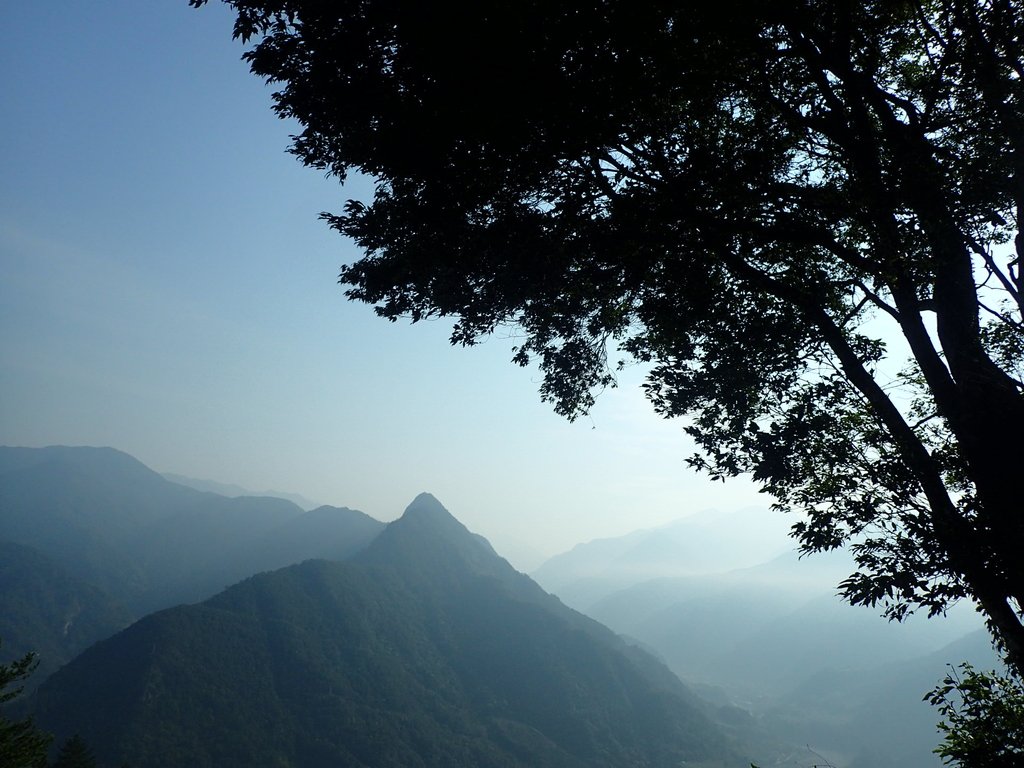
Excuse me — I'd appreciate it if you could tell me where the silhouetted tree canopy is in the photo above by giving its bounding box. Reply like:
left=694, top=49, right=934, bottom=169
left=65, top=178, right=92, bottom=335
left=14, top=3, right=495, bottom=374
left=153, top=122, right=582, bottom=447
left=193, top=0, right=1024, bottom=675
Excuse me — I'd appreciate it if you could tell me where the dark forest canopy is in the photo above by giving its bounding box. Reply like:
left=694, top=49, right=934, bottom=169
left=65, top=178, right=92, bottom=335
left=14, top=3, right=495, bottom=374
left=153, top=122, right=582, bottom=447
left=192, top=0, right=1024, bottom=676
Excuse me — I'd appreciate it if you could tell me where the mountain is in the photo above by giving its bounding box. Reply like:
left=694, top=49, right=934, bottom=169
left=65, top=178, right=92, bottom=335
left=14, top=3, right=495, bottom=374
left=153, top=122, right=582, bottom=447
left=532, top=506, right=794, bottom=610
left=161, top=472, right=322, bottom=511
left=0, top=445, right=213, bottom=604
left=228, top=503, right=385, bottom=576
left=31, top=494, right=747, bottom=768
left=534, top=522, right=988, bottom=768
left=137, top=501, right=385, bottom=611
left=0, top=445, right=385, bottom=684
left=764, top=629, right=1001, bottom=768
left=0, top=446, right=383, bottom=613
left=0, top=540, right=131, bottom=689
left=579, top=548, right=982, bottom=698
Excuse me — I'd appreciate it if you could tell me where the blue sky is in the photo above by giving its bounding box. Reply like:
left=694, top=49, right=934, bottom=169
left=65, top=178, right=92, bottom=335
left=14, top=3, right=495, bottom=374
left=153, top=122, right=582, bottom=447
left=0, top=1, right=770, bottom=565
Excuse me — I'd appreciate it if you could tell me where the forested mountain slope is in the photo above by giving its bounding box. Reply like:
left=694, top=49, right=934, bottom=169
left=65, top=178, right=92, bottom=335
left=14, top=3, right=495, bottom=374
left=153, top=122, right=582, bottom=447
left=31, top=494, right=744, bottom=768
left=0, top=540, right=131, bottom=688
left=0, top=445, right=384, bottom=678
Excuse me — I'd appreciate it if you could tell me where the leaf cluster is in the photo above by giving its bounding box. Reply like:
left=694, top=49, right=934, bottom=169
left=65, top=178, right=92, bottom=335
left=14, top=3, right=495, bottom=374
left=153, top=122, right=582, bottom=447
left=925, top=662, right=1024, bottom=767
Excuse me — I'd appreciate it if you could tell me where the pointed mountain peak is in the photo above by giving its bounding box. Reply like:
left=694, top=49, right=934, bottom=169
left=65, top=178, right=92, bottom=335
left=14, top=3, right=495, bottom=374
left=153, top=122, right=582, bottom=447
left=355, top=494, right=522, bottom=586
left=401, top=492, right=455, bottom=521
left=389, top=492, right=475, bottom=542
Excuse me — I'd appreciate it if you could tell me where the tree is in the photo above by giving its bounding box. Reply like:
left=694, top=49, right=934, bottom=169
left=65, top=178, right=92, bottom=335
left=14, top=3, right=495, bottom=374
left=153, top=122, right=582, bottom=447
left=0, top=641, right=52, bottom=768
left=51, top=735, right=98, bottom=768
left=192, top=1, right=1024, bottom=674
left=925, top=662, right=1024, bottom=766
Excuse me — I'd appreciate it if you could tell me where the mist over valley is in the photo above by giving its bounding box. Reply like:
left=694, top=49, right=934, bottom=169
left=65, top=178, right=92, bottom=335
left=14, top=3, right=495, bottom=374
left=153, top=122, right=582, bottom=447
left=0, top=446, right=998, bottom=767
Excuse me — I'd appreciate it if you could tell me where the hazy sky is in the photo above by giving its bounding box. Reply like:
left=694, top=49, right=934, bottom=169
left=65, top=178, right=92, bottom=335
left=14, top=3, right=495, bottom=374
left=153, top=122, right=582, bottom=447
left=0, top=1, right=771, bottom=565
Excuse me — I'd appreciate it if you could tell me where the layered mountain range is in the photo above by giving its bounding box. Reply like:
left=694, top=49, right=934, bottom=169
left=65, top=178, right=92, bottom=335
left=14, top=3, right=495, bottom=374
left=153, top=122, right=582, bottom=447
left=29, top=493, right=738, bottom=767
left=530, top=513, right=995, bottom=768
left=0, top=446, right=383, bottom=681
left=2, top=446, right=757, bottom=767
left=2, top=445, right=996, bottom=767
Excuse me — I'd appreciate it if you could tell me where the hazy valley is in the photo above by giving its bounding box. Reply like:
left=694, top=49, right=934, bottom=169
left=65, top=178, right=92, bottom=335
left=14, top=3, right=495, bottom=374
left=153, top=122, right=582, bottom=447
left=0, top=446, right=999, bottom=767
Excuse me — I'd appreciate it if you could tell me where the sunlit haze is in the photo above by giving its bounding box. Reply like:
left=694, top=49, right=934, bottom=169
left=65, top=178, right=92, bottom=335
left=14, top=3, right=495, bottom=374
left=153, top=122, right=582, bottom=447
left=3, top=1, right=770, bottom=565
left=2, top=7, right=1006, bottom=766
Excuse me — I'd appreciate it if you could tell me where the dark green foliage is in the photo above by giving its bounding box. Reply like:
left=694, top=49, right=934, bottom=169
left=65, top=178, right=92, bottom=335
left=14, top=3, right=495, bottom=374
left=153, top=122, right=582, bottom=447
left=925, top=662, right=1024, bottom=767
left=51, top=735, right=98, bottom=768
left=33, top=495, right=736, bottom=767
left=191, top=0, right=1024, bottom=678
left=0, top=642, right=51, bottom=768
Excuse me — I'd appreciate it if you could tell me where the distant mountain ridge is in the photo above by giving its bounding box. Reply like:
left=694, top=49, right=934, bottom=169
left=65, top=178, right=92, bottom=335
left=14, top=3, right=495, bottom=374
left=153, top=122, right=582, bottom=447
left=0, top=445, right=384, bottom=679
left=31, top=494, right=745, bottom=768
left=161, top=471, right=322, bottom=511
left=532, top=516, right=991, bottom=768
left=7, top=444, right=989, bottom=767
left=532, top=506, right=794, bottom=610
